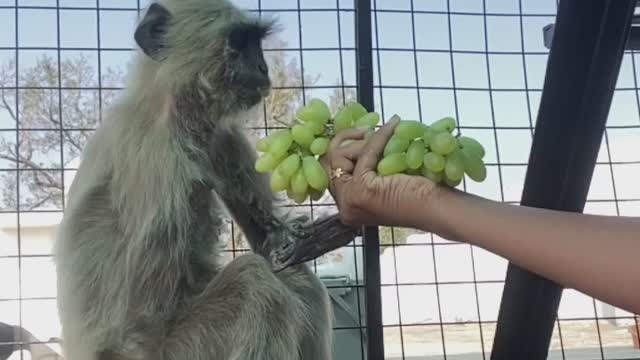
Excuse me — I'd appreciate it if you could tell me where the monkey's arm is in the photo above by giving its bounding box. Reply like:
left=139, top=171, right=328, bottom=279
left=208, top=126, right=358, bottom=267
left=207, top=126, right=286, bottom=253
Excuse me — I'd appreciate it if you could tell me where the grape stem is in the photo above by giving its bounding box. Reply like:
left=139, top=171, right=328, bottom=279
left=272, top=117, right=294, bottom=128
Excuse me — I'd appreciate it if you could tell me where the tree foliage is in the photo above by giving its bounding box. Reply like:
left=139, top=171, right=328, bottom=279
left=0, top=53, right=122, bottom=211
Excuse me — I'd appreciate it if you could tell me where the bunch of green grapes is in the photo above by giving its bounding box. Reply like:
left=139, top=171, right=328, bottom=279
left=254, top=99, right=381, bottom=203
left=377, top=117, right=487, bottom=187
left=255, top=98, right=487, bottom=202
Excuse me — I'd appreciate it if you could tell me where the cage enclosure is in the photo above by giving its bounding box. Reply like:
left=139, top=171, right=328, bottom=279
left=0, top=0, right=639, bottom=359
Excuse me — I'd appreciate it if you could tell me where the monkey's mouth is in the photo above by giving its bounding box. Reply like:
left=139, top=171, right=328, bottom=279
left=260, top=86, right=271, bottom=97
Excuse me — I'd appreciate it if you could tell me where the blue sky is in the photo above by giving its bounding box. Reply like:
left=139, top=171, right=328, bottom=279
left=0, top=0, right=639, bottom=212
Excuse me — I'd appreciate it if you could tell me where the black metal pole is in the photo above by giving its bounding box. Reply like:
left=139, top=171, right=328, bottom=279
left=490, top=1, right=636, bottom=359
left=354, top=1, right=384, bottom=359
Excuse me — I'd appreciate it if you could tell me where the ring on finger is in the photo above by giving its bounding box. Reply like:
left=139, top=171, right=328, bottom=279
left=330, top=167, right=345, bottom=180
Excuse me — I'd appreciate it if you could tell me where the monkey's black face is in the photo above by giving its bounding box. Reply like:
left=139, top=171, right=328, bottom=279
left=133, top=3, right=275, bottom=110
left=225, top=23, right=272, bottom=108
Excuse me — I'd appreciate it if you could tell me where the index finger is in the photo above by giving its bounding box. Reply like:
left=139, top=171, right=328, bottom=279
left=354, top=115, right=401, bottom=176
left=328, top=128, right=368, bottom=153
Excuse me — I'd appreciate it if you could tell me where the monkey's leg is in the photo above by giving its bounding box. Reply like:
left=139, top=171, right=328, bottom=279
left=162, top=254, right=313, bottom=360
left=277, top=264, right=334, bottom=360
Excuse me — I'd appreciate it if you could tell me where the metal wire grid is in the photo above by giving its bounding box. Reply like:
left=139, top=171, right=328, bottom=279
left=0, top=0, right=639, bottom=359
left=370, top=0, right=640, bottom=359
left=0, top=0, right=366, bottom=358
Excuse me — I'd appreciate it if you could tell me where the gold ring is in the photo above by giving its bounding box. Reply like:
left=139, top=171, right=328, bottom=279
left=330, top=168, right=344, bottom=179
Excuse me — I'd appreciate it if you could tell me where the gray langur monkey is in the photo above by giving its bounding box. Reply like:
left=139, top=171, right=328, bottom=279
left=53, top=1, right=357, bottom=359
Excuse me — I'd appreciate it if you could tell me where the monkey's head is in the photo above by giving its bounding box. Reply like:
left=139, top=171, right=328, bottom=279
left=134, top=0, right=275, bottom=111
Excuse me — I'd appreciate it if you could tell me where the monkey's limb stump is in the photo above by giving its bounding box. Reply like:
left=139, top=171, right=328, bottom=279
left=270, top=214, right=360, bottom=272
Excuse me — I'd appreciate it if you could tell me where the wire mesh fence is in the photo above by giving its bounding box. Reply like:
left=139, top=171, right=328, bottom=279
left=0, top=0, right=638, bottom=359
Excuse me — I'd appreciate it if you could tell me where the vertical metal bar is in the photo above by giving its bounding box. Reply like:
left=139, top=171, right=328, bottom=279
left=14, top=0, right=24, bottom=357
left=354, top=0, right=384, bottom=359
left=490, top=1, right=636, bottom=359
left=334, top=2, right=367, bottom=358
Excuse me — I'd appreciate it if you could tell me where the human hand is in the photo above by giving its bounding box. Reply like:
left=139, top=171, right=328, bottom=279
left=320, top=115, right=440, bottom=230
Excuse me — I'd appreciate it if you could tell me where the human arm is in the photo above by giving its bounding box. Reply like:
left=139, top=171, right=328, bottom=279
left=428, top=187, right=640, bottom=316
left=322, top=118, right=640, bottom=315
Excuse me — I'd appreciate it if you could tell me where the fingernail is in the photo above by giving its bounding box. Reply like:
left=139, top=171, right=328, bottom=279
left=387, top=115, right=401, bottom=126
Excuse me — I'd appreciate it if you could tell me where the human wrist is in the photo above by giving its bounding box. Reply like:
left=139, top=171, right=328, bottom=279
left=412, top=184, right=464, bottom=239
left=400, top=178, right=447, bottom=233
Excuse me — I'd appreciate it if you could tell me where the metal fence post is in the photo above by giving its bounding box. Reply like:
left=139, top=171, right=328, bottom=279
left=354, top=1, right=385, bottom=359
left=490, top=1, right=636, bottom=359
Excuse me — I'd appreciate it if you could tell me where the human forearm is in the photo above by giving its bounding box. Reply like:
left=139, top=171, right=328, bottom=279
left=322, top=118, right=639, bottom=313
left=420, top=187, right=640, bottom=315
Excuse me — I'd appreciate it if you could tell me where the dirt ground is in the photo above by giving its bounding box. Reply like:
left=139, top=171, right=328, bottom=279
left=383, top=321, right=640, bottom=358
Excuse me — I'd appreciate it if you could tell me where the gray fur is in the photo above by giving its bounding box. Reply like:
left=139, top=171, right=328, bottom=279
left=53, top=1, right=333, bottom=359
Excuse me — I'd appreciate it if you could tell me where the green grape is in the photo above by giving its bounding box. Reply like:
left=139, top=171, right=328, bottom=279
left=421, top=167, right=444, bottom=183
left=309, top=98, right=331, bottom=116
left=276, top=153, right=301, bottom=181
left=302, top=156, right=329, bottom=191
left=297, top=98, right=330, bottom=125
left=406, top=140, right=425, bottom=170
left=310, top=137, right=330, bottom=156
left=422, top=127, right=437, bottom=147
left=383, top=135, right=411, bottom=156
left=268, top=130, right=294, bottom=158
left=306, top=119, right=326, bottom=135
left=423, top=152, right=445, bottom=173
left=290, top=168, right=309, bottom=195
left=444, top=150, right=465, bottom=181
left=287, top=188, right=309, bottom=204
left=334, top=107, right=354, bottom=133
left=309, top=188, right=325, bottom=201
left=256, top=137, right=271, bottom=152
left=254, top=153, right=282, bottom=173
left=444, top=176, right=461, bottom=187
left=430, top=116, right=457, bottom=133
left=458, top=136, right=486, bottom=159
left=354, top=112, right=380, bottom=129
left=431, top=132, right=457, bottom=155
left=294, top=192, right=308, bottom=204
left=395, top=120, right=425, bottom=140
left=259, top=129, right=288, bottom=150
left=344, top=101, right=368, bottom=120
left=377, top=153, right=408, bottom=176
left=461, top=150, right=487, bottom=182
left=299, top=147, right=314, bottom=157
left=406, top=167, right=422, bottom=175
left=291, top=124, right=315, bottom=148
left=270, top=170, right=289, bottom=192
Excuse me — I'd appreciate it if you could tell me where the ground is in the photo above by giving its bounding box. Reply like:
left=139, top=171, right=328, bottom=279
left=384, top=322, right=640, bottom=359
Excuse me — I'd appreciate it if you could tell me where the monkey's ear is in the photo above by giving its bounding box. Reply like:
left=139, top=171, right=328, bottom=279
left=134, top=3, right=171, bottom=60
